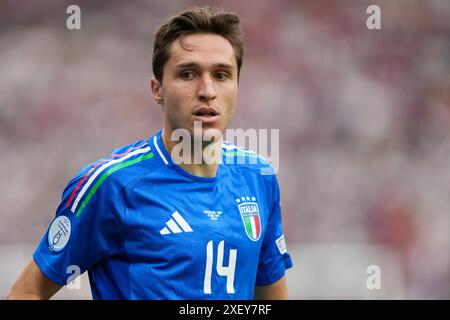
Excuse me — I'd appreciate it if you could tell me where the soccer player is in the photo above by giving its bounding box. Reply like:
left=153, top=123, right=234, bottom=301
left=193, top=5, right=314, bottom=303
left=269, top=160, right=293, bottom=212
left=8, top=6, right=293, bottom=300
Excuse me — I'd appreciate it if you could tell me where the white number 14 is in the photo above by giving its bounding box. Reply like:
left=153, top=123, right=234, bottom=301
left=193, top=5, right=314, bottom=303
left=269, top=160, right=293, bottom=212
left=204, top=240, right=237, bottom=294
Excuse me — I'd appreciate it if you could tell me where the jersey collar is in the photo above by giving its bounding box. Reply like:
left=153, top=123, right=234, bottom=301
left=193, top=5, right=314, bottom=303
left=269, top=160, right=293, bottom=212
left=149, top=129, right=221, bottom=183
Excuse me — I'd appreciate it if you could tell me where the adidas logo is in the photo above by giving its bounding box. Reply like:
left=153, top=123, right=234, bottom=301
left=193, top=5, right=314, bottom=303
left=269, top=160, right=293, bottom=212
left=160, top=211, right=193, bottom=235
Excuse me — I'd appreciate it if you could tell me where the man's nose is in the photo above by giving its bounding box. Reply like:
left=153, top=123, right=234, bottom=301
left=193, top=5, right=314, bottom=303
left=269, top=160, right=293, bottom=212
left=197, top=75, right=216, bottom=103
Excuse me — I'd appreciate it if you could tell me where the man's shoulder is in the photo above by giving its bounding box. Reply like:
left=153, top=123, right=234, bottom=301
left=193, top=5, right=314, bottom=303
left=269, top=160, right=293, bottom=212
left=221, top=142, right=276, bottom=178
left=67, top=138, right=160, bottom=195
left=61, top=137, right=165, bottom=216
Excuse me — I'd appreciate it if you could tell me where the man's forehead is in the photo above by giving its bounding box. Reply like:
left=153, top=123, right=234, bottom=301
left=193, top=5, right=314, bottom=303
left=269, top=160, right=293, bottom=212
left=167, top=34, right=237, bottom=68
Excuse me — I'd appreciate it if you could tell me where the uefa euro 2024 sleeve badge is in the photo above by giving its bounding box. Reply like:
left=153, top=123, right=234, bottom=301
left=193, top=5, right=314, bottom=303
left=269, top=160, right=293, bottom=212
left=236, top=196, right=261, bottom=241
left=47, top=215, right=71, bottom=252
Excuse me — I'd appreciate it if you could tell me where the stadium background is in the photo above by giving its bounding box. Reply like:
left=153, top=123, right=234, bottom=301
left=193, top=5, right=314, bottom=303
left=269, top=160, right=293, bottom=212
left=1, top=0, right=449, bottom=299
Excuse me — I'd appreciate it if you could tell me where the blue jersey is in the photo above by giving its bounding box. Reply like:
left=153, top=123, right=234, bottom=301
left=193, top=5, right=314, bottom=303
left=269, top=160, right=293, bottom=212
left=34, top=130, right=293, bottom=299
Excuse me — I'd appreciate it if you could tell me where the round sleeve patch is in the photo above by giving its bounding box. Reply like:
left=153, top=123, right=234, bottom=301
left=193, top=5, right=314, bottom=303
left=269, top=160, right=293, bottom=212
left=47, top=215, right=71, bottom=252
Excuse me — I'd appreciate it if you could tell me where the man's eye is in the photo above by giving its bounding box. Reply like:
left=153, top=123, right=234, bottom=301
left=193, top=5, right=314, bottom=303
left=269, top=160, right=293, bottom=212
left=180, top=72, right=194, bottom=80
left=214, top=72, right=229, bottom=81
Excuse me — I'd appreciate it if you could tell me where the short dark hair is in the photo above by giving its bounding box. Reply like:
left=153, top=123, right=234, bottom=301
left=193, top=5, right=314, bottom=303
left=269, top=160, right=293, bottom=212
left=152, top=6, right=244, bottom=83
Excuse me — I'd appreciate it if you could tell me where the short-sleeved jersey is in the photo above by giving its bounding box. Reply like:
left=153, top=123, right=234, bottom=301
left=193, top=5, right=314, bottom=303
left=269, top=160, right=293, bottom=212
left=34, top=130, right=293, bottom=299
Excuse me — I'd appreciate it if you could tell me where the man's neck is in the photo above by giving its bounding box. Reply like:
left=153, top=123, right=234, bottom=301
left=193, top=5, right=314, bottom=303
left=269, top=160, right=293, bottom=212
left=161, top=128, right=221, bottom=178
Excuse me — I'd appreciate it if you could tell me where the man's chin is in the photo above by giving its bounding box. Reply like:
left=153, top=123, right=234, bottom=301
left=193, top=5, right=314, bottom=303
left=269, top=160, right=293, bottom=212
left=193, top=127, right=224, bottom=145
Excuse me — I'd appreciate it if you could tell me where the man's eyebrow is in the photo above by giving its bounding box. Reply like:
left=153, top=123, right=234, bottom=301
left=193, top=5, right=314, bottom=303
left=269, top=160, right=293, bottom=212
left=174, top=62, right=199, bottom=69
left=174, top=62, right=235, bottom=70
left=213, top=63, right=234, bottom=70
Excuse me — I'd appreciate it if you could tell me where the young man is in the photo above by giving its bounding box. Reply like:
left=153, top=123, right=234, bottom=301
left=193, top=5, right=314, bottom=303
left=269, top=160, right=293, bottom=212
left=8, top=6, right=293, bottom=300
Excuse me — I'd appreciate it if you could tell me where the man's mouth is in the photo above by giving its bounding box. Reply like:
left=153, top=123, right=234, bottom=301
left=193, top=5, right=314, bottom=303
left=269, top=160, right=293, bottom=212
left=193, top=107, right=219, bottom=117
left=192, top=107, right=220, bottom=123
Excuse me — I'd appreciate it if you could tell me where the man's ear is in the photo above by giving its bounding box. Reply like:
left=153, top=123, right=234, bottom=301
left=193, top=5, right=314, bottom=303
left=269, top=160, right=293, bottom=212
left=150, top=77, right=163, bottom=105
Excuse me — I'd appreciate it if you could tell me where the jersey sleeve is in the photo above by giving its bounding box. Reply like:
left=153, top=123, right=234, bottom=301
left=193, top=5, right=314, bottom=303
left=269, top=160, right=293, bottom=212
left=33, top=164, right=126, bottom=286
left=255, top=174, right=293, bottom=286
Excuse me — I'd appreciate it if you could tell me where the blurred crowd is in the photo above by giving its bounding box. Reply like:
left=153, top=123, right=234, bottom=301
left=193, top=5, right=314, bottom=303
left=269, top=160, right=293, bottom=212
left=1, top=0, right=449, bottom=298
